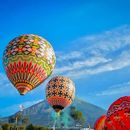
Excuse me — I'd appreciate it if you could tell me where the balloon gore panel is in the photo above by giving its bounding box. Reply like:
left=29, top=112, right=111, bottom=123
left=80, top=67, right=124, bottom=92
left=3, top=34, right=56, bottom=95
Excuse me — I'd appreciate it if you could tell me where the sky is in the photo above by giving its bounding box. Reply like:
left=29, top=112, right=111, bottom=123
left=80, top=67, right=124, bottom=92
left=0, top=0, right=130, bottom=117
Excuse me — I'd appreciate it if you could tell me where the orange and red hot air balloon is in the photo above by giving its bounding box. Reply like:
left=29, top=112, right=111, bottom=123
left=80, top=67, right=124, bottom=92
left=46, top=76, right=75, bottom=113
left=105, top=96, right=130, bottom=130
left=94, top=115, right=106, bottom=130
left=3, top=34, right=56, bottom=95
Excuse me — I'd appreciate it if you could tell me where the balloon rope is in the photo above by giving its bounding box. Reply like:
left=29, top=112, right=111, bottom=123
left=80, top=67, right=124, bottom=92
left=53, top=112, right=60, bottom=130
left=53, top=119, right=56, bottom=130
left=86, top=122, right=91, bottom=130
left=56, top=112, right=60, bottom=117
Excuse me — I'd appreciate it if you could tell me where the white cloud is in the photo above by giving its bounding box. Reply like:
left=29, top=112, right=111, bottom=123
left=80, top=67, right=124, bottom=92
left=64, top=50, right=130, bottom=78
left=95, top=82, right=130, bottom=96
left=56, top=51, right=83, bottom=61
left=73, top=25, right=130, bottom=54
left=1, top=25, right=130, bottom=116
left=55, top=25, right=130, bottom=79
left=55, top=56, right=111, bottom=74
left=1, top=25, right=130, bottom=99
left=0, top=73, right=17, bottom=97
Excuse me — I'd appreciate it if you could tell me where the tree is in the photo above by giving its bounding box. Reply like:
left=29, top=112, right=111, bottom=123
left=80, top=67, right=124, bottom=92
left=70, top=106, right=86, bottom=127
left=15, top=113, right=23, bottom=125
left=8, top=116, right=16, bottom=123
left=22, top=116, right=30, bottom=125
left=26, top=124, right=34, bottom=130
left=26, top=124, right=51, bottom=130
left=2, top=123, right=13, bottom=130
left=17, top=126, right=26, bottom=130
left=2, top=123, right=9, bottom=130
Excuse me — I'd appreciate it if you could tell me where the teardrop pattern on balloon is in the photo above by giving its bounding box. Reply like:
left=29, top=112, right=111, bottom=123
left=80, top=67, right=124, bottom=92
left=3, top=34, right=56, bottom=95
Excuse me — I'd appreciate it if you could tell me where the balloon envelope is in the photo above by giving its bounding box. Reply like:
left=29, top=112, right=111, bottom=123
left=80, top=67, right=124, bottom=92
left=46, top=76, right=75, bottom=113
left=3, top=34, right=56, bottom=95
left=105, top=96, right=130, bottom=130
left=94, top=115, right=106, bottom=130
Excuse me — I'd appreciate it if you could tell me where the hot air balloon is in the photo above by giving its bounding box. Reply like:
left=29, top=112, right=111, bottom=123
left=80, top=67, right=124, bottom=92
left=105, top=96, right=130, bottom=130
left=94, top=115, right=106, bottom=130
left=3, top=34, right=56, bottom=95
left=46, top=76, right=75, bottom=113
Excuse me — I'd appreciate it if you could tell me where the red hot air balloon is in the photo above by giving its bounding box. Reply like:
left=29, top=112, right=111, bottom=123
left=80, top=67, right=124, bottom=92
left=46, top=76, right=75, bottom=113
left=105, top=96, right=130, bottom=130
left=94, top=115, right=106, bottom=130
left=3, top=34, right=56, bottom=95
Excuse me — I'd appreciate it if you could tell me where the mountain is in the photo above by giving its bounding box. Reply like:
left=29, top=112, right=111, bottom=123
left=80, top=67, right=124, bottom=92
left=3, top=97, right=106, bottom=128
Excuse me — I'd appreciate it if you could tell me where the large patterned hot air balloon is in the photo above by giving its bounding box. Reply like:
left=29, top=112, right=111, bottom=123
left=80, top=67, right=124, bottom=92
left=94, top=115, right=106, bottom=130
left=3, top=34, right=56, bottom=95
left=105, top=96, right=130, bottom=130
left=46, top=76, right=75, bottom=113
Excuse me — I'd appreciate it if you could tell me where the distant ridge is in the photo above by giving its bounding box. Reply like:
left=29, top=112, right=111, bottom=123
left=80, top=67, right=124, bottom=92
left=3, top=97, right=106, bottom=128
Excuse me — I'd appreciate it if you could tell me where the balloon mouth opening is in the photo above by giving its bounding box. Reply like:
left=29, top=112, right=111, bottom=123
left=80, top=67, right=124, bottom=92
left=15, top=82, right=33, bottom=95
left=20, top=93, right=25, bottom=96
left=53, top=105, right=64, bottom=113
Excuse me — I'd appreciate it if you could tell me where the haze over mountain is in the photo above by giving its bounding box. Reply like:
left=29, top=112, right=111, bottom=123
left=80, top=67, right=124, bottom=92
left=3, top=97, right=106, bottom=128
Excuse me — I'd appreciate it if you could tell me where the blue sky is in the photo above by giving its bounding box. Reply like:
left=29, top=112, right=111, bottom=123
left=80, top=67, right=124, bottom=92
left=1, top=0, right=130, bottom=117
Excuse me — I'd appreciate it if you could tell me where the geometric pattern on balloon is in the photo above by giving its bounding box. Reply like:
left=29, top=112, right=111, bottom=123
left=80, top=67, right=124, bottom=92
left=3, top=34, right=56, bottom=95
left=46, top=76, right=75, bottom=113
left=105, top=96, right=130, bottom=130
